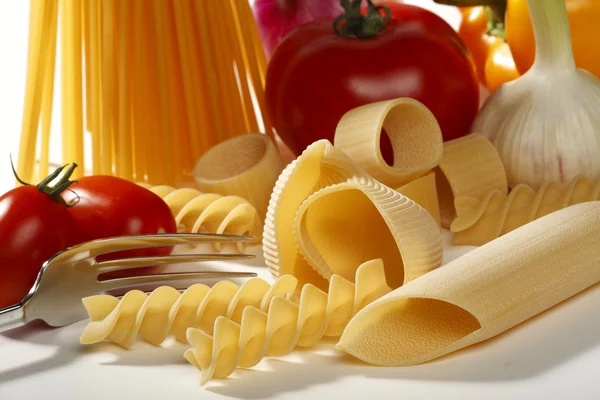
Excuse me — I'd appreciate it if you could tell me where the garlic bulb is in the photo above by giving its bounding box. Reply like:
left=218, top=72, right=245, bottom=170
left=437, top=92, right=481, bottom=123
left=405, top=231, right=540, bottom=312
left=472, top=0, right=600, bottom=189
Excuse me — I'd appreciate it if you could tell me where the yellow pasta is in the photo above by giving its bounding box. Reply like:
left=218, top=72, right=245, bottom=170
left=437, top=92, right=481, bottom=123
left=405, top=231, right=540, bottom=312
left=451, top=175, right=600, bottom=246
left=395, top=171, right=441, bottom=227
left=294, top=176, right=443, bottom=289
left=18, top=0, right=270, bottom=187
left=262, top=139, right=442, bottom=291
left=138, top=184, right=262, bottom=251
left=435, top=133, right=508, bottom=228
left=337, top=202, right=600, bottom=367
left=334, top=98, right=443, bottom=188
left=80, top=275, right=298, bottom=348
left=194, top=134, right=284, bottom=221
left=184, top=259, right=391, bottom=384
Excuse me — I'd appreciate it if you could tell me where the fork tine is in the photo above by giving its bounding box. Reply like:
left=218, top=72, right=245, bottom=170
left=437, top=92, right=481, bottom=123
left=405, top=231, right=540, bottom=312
left=67, top=233, right=254, bottom=258
left=99, top=271, right=258, bottom=291
left=97, top=253, right=255, bottom=273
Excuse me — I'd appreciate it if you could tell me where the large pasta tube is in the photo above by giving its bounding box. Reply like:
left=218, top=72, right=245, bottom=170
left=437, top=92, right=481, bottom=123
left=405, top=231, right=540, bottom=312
left=193, top=133, right=283, bottom=221
left=334, top=98, right=443, bottom=188
left=435, top=133, right=508, bottom=228
left=337, top=201, right=600, bottom=366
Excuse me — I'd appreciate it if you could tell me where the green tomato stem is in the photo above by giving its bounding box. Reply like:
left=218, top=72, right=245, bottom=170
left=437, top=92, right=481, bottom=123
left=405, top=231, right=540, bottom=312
left=333, top=0, right=392, bottom=39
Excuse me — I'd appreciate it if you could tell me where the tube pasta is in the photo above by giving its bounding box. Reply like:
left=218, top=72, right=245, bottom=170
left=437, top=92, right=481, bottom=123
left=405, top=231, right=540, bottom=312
left=184, top=259, right=391, bottom=384
left=337, top=202, right=600, bottom=367
left=193, top=134, right=284, bottom=221
left=262, top=139, right=442, bottom=291
left=79, top=275, right=299, bottom=348
left=396, top=171, right=441, bottom=227
left=451, top=176, right=600, bottom=245
left=333, top=98, right=443, bottom=188
left=435, top=133, right=508, bottom=228
left=138, top=183, right=262, bottom=251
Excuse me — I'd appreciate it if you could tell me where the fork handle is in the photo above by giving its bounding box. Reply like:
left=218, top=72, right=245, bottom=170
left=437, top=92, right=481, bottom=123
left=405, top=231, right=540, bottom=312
left=0, top=304, right=26, bottom=332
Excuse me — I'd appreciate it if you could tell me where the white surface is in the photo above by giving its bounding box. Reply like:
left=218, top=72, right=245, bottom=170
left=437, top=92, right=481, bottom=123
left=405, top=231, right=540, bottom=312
left=1, top=1, right=599, bottom=399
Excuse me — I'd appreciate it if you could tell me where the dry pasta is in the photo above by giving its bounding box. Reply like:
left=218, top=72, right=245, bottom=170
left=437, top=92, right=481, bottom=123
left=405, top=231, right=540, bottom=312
left=80, top=275, right=298, bottom=348
left=18, top=0, right=270, bottom=187
left=337, top=202, right=600, bottom=367
left=451, top=175, right=600, bottom=246
left=184, top=259, right=391, bottom=384
left=395, top=171, right=441, bottom=227
left=333, top=98, right=443, bottom=188
left=193, top=134, right=283, bottom=221
left=434, top=133, right=508, bottom=228
left=138, top=183, right=262, bottom=251
left=262, top=139, right=442, bottom=291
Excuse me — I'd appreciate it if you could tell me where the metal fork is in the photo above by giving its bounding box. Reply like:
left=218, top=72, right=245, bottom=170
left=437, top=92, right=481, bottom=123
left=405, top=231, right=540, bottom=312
left=0, top=233, right=256, bottom=333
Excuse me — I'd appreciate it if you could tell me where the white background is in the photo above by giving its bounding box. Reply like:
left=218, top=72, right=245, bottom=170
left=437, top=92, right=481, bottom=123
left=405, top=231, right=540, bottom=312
left=1, top=1, right=599, bottom=399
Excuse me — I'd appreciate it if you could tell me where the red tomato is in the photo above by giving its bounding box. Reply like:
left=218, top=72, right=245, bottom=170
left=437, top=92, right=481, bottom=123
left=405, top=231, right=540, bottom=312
left=64, top=176, right=177, bottom=259
left=266, top=2, right=479, bottom=155
left=0, top=186, right=76, bottom=308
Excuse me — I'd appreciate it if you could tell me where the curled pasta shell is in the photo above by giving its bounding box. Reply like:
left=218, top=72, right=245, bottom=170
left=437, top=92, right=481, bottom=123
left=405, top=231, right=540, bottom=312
left=435, top=133, right=508, bottom=228
left=138, top=183, right=262, bottom=251
left=451, top=175, right=600, bottom=246
left=262, top=139, right=367, bottom=290
left=337, top=202, right=600, bottom=367
left=79, top=275, right=299, bottom=348
left=294, top=176, right=443, bottom=289
left=334, top=98, right=443, bottom=188
left=193, top=133, right=283, bottom=221
left=184, top=259, right=391, bottom=384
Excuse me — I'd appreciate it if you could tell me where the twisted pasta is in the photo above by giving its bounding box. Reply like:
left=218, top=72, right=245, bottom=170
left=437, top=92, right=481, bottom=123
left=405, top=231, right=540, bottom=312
left=183, top=259, right=392, bottom=384
left=79, top=275, right=299, bottom=348
left=138, top=183, right=262, bottom=251
left=451, top=176, right=600, bottom=246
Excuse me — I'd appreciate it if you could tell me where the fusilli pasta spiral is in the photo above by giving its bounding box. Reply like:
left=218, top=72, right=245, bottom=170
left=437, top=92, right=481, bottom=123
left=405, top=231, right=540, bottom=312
left=183, top=259, right=391, bottom=384
left=451, top=176, right=600, bottom=245
left=138, top=183, right=262, bottom=251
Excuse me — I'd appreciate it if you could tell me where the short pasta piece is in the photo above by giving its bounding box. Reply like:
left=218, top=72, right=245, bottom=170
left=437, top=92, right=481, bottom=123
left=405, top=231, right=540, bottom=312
left=184, top=259, right=391, bottom=384
left=263, top=139, right=442, bottom=291
left=138, top=183, right=262, bottom=251
left=79, top=275, right=299, bottom=348
left=435, top=133, right=508, bottom=228
left=451, top=175, right=600, bottom=245
left=395, top=171, right=441, bottom=227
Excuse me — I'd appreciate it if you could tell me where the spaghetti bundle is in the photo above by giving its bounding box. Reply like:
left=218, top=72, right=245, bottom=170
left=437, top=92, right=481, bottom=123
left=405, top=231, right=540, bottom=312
left=17, top=0, right=271, bottom=186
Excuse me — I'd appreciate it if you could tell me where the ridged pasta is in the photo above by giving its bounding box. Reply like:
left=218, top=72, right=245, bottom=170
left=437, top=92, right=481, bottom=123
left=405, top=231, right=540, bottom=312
left=79, top=275, right=299, bottom=348
left=183, top=259, right=391, bottom=384
left=262, top=139, right=442, bottom=292
left=451, top=175, right=600, bottom=246
left=138, top=183, right=262, bottom=251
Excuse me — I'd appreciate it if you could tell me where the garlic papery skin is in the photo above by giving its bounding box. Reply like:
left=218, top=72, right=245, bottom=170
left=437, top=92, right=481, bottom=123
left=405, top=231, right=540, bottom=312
left=472, top=0, right=600, bottom=190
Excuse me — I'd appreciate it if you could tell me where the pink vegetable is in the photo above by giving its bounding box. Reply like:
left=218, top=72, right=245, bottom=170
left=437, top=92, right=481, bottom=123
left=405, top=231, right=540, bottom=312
left=253, top=0, right=343, bottom=57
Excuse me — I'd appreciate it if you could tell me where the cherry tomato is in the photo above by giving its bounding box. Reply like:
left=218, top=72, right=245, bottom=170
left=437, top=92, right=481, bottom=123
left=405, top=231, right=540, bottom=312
left=63, top=176, right=177, bottom=263
left=266, top=2, right=479, bottom=155
left=0, top=185, right=76, bottom=308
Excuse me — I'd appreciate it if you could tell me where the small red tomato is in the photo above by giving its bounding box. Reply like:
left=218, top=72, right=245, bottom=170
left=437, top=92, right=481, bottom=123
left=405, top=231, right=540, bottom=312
left=0, top=185, right=76, bottom=308
left=266, top=1, right=479, bottom=155
left=63, top=176, right=177, bottom=268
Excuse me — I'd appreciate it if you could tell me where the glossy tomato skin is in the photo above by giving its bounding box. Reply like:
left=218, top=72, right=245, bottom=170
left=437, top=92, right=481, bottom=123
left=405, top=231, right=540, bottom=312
left=0, top=186, right=76, bottom=308
left=266, top=3, right=479, bottom=154
left=64, top=176, right=177, bottom=264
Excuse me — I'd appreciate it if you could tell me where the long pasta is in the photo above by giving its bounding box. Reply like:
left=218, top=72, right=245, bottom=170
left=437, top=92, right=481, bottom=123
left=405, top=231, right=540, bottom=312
left=17, top=0, right=270, bottom=186
left=337, top=202, right=600, bottom=367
